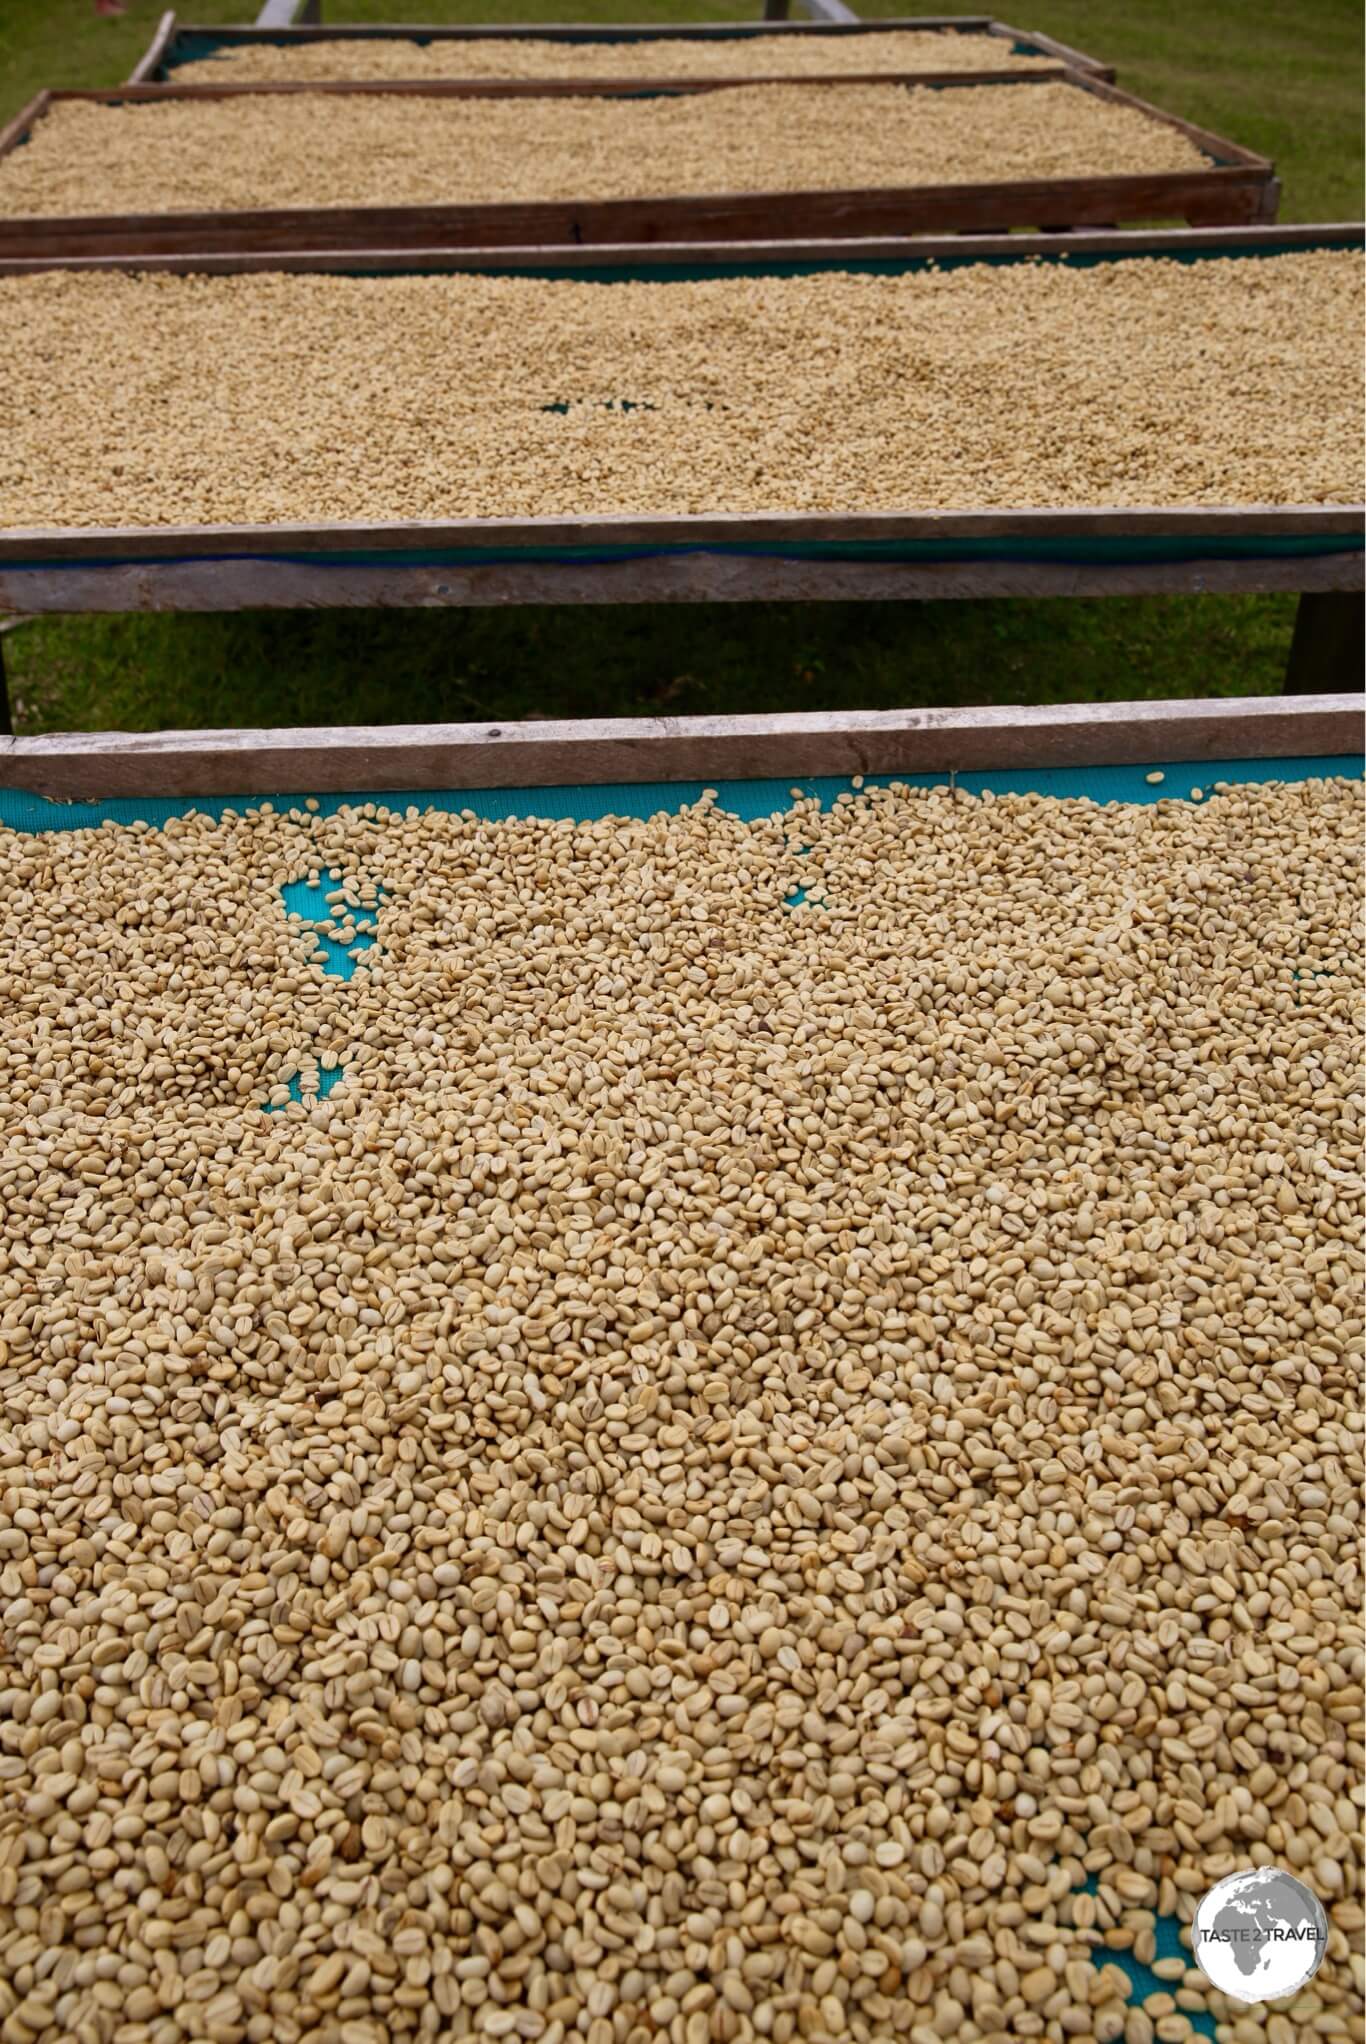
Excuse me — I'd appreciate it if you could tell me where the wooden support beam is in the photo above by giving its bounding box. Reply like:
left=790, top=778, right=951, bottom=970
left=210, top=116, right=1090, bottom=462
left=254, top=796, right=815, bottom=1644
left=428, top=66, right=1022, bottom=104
left=1285, top=592, right=1366, bottom=696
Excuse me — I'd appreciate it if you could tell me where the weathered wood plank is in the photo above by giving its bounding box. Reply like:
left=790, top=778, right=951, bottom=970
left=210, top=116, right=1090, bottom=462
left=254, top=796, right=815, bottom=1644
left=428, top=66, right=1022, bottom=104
left=0, top=547, right=1358, bottom=616
left=68, top=75, right=1081, bottom=104
left=0, top=221, right=1354, bottom=277
left=1, top=696, right=1358, bottom=802
left=82, top=69, right=1079, bottom=102
left=0, top=170, right=1280, bottom=259
left=1, top=505, right=1358, bottom=562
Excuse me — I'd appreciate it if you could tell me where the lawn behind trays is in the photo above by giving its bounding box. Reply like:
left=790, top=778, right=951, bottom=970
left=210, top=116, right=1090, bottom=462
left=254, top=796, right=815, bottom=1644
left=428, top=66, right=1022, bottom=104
left=1, top=0, right=1360, bottom=733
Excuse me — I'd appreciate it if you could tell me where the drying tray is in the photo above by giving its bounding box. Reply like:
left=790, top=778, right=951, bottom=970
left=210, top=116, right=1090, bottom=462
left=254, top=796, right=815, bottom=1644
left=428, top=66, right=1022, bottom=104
left=126, top=12, right=1116, bottom=90
left=0, top=227, right=1357, bottom=618
left=0, top=70, right=1276, bottom=258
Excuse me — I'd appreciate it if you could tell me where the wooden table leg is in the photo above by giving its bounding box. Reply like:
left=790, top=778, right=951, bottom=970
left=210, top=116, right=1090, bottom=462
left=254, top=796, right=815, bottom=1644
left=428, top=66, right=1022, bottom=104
left=1284, top=591, right=1365, bottom=695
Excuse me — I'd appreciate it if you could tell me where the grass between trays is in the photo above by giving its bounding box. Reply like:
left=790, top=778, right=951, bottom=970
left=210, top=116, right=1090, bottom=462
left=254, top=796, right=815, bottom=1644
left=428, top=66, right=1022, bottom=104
left=0, top=0, right=1360, bottom=735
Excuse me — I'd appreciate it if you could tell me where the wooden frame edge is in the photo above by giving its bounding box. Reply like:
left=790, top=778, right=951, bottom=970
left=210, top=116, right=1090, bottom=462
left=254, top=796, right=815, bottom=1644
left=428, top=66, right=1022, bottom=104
left=0, top=171, right=1284, bottom=260
left=0, top=91, right=49, bottom=165
left=1, top=504, right=1361, bottom=565
left=142, top=14, right=1106, bottom=74
left=148, top=15, right=1059, bottom=48
left=1, top=696, right=1359, bottom=801
left=52, top=71, right=1083, bottom=104
left=127, top=11, right=179, bottom=85
left=59, top=67, right=1080, bottom=103
left=1002, top=23, right=1112, bottom=78
left=3, top=553, right=1358, bottom=611
left=0, top=220, right=1354, bottom=276
left=1070, top=70, right=1271, bottom=173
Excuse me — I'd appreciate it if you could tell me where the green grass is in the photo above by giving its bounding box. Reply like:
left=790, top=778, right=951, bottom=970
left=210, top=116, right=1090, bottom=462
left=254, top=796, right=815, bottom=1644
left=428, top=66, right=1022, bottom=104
left=4, top=596, right=1299, bottom=734
left=1, top=0, right=1359, bottom=735
left=864, top=0, right=1365, bottom=222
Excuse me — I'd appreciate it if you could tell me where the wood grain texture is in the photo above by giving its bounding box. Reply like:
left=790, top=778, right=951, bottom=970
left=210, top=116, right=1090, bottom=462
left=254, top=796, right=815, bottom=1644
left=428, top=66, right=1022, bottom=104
left=0, top=548, right=1359, bottom=616
left=2, top=505, right=1359, bottom=561
left=0, top=220, right=1354, bottom=277
left=1, top=696, right=1359, bottom=801
left=0, top=172, right=1281, bottom=257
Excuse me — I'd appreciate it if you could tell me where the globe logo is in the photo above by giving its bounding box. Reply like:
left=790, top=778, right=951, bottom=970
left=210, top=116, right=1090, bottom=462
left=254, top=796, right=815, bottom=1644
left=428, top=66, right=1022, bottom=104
left=1191, top=1869, right=1328, bottom=2003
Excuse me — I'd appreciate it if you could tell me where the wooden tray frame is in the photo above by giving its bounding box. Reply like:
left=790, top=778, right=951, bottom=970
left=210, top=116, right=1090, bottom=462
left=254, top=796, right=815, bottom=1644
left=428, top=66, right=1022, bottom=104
left=0, top=504, right=1358, bottom=614
left=0, top=228, right=1359, bottom=719
left=249, top=0, right=867, bottom=30
left=0, top=70, right=1276, bottom=258
left=0, top=226, right=1356, bottom=616
left=0, top=695, right=1359, bottom=803
left=127, top=10, right=1115, bottom=90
